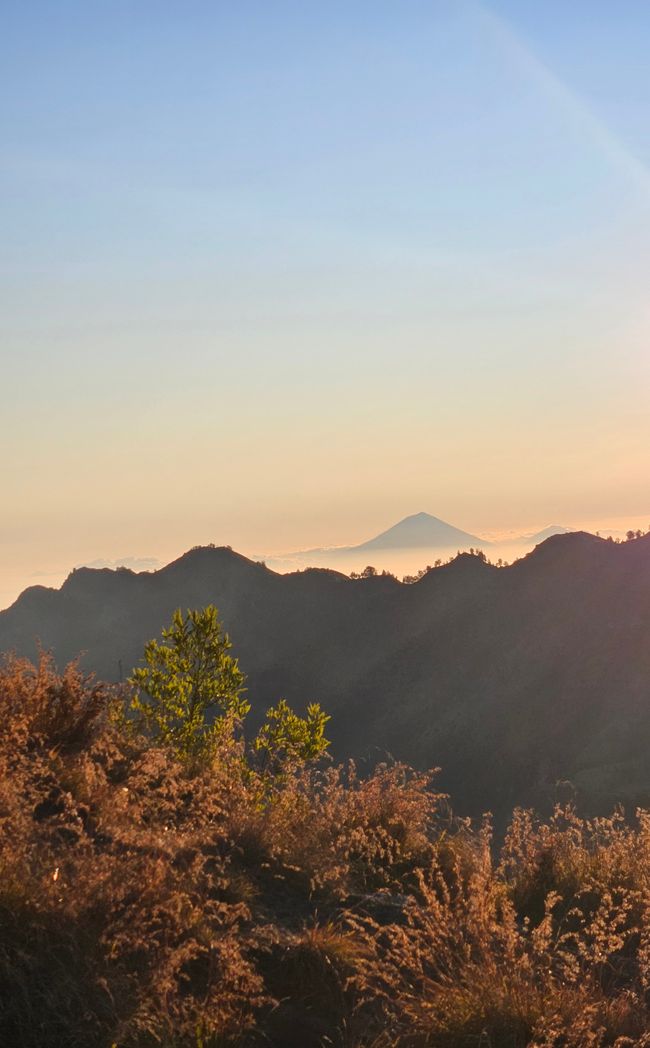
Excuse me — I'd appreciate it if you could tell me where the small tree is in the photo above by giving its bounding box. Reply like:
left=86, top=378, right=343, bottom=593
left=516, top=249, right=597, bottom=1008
left=253, top=698, right=330, bottom=776
left=129, top=606, right=249, bottom=763
left=128, top=606, right=330, bottom=777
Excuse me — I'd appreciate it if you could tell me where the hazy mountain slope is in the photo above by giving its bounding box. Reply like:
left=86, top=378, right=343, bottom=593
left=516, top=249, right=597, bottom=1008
left=260, top=511, right=491, bottom=572
left=353, top=511, right=489, bottom=551
left=2, top=534, right=650, bottom=818
left=519, top=524, right=572, bottom=544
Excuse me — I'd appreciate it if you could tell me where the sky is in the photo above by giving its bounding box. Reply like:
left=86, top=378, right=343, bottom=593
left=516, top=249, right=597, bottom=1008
left=2, top=1, right=650, bottom=607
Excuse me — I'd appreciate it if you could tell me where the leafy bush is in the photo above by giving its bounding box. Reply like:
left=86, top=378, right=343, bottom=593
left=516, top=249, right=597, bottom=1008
left=128, top=606, right=250, bottom=763
left=128, top=606, right=330, bottom=777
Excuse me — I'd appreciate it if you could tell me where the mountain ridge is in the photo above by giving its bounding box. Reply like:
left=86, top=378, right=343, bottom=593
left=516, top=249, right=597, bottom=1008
left=2, top=530, right=649, bottom=819
left=255, top=514, right=572, bottom=572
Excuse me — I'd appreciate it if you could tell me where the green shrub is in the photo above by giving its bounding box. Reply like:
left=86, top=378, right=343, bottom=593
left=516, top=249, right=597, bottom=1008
left=129, top=606, right=249, bottom=764
left=128, top=606, right=329, bottom=778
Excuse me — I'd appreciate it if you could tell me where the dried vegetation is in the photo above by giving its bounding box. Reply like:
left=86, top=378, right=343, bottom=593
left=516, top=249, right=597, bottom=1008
left=3, top=654, right=650, bottom=1046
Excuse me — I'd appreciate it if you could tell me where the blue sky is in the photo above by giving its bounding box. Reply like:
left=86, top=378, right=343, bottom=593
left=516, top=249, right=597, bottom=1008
left=1, top=1, right=649, bottom=604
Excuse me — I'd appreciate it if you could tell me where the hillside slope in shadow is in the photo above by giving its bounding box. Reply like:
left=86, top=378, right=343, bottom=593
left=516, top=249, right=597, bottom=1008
left=2, top=533, right=650, bottom=819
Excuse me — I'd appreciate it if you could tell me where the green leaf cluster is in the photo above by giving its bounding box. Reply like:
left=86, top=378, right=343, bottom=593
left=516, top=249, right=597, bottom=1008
left=254, top=698, right=330, bottom=774
left=128, top=606, right=330, bottom=777
left=129, top=606, right=249, bottom=764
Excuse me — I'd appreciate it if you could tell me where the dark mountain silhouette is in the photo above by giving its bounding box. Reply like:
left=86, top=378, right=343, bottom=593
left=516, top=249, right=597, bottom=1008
left=2, top=532, right=650, bottom=819
left=352, top=511, right=489, bottom=551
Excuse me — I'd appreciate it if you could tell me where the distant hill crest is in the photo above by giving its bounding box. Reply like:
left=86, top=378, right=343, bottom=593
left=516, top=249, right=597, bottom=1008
left=519, top=524, right=572, bottom=544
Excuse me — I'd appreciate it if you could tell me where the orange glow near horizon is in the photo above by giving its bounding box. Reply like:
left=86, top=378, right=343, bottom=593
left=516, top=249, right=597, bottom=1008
left=2, top=3, right=650, bottom=611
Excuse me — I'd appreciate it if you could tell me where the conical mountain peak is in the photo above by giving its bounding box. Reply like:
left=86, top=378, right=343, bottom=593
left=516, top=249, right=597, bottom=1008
left=355, top=512, right=489, bottom=551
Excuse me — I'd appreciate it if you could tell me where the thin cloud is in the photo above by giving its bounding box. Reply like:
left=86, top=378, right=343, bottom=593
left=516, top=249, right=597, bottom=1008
left=472, top=2, right=650, bottom=200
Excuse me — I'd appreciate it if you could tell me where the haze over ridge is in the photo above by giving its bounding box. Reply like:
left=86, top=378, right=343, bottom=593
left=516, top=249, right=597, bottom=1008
left=2, top=1, right=650, bottom=615
left=4, top=508, right=649, bottom=612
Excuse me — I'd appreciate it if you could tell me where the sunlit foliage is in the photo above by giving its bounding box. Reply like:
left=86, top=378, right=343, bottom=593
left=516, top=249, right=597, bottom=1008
left=4, top=648, right=650, bottom=1046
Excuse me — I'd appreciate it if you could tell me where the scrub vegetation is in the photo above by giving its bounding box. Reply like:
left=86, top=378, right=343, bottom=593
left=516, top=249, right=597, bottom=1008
left=3, top=610, right=650, bottom=1047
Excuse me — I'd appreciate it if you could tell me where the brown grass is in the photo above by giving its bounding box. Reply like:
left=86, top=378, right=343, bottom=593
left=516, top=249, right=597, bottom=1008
left=3, top=654, right=650, bottom=1046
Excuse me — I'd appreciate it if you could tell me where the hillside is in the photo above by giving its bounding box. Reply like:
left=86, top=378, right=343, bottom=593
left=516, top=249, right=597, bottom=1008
left=6, top=654, right=650, bottom=1047
left=2, top=532, right=650, bottom=817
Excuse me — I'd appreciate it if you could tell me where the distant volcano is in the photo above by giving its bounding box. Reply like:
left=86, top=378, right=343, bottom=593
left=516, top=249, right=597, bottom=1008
left=353, top=512, right=489, bottom=551
left=260, top=512, right=493, bottom=568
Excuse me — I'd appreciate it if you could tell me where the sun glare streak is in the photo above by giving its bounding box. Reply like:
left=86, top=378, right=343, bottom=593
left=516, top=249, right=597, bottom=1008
left=471, top=2, right=650, bottom=201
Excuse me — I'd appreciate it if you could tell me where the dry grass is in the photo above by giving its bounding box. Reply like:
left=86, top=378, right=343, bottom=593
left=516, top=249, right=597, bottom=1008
left=3, top=654, right=650, bottom=1046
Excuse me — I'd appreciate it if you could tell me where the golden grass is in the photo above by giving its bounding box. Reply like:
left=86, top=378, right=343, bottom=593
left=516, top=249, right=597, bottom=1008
left=3, top=654, right=650, bottom=1046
